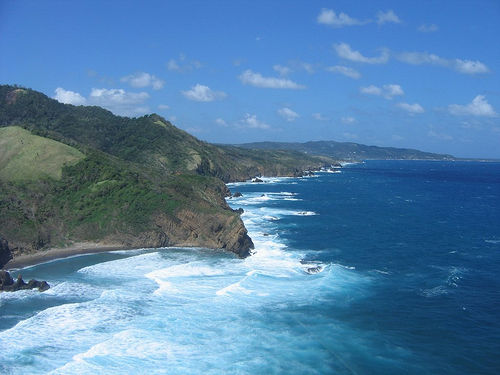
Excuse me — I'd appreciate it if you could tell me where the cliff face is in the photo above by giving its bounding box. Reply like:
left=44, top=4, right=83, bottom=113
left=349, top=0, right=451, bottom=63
left=0, top=237, right=12, bottom=269
left=1, top=85, right=329, bottom=262
left=0, top=172, right=253, bottom=260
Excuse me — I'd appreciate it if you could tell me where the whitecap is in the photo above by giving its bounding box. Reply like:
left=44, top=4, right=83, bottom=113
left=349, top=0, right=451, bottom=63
left=421, top=285, right=448, bottom=297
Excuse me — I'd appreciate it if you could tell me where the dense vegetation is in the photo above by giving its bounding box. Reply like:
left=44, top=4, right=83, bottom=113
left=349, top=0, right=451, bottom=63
left=236, top=141, right=455, bottom=161
left=0, top=85, right=325, bottom=263
left=0, top=85, right=325, bottom=182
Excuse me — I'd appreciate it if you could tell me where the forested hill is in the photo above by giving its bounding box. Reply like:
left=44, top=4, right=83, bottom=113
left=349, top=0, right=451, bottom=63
left=0, top=85, right=326, bottom=267
left=236, top=141, right=455, bottom=161
left=0, top=85, right=326, bottom=182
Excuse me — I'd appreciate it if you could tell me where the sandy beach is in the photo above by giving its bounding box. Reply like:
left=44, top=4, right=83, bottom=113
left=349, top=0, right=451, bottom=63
left=5, top=242, right=138, bottom=270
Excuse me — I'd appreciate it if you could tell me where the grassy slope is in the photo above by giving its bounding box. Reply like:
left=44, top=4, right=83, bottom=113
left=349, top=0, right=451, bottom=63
left=0, top=126, right=84, bottom=181
left=0, top=85, right=326, bottom=258
left=0, top=85, right=328, bottom=182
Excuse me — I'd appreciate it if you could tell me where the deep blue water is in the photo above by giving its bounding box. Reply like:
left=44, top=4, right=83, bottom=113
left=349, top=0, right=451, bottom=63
left=1, top=160, right=499, bottom=374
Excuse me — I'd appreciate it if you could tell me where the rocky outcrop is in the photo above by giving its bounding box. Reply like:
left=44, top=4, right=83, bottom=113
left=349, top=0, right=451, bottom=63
left=0, top=237, right=12, bottom=269
left=0, top=270, right=50, bottom=292
left=150, top=208, right=254, bottom=258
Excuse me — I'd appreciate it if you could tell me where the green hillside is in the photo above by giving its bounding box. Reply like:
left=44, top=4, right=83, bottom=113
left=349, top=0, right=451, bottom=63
left=0, top=126, right=84, bottom=181
left=0, top=84, right=323, bottom=266
left=236, top=140, right=455, bottom=161
left=0, top=85, right=326, bottom=182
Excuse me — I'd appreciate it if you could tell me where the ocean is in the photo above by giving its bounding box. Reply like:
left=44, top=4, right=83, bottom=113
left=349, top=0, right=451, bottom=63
left=0, top=160, right=499, bottom=374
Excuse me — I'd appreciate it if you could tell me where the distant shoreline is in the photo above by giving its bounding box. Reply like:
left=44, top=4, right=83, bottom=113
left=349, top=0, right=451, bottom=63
left=5, top=243, right=139, bottom=270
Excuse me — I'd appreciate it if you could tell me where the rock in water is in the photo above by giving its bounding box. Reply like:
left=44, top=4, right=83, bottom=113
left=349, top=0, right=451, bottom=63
left=0, top=271, right=50, bottom=292
left=0, top=270, right=14, bottom=286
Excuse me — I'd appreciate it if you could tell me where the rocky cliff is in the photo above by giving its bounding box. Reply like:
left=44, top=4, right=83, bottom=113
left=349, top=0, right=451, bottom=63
left=0, top=237, right=12, bottom=269
left=0, top=85, right=331, bottom=264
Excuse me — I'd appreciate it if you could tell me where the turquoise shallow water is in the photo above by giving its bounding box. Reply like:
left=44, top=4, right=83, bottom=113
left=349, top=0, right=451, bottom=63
left=1, top=161, right=499, bottom=374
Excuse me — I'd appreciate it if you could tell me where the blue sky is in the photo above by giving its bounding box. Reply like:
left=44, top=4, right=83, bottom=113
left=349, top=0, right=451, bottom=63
left=1, top=0, right=499, bottom=158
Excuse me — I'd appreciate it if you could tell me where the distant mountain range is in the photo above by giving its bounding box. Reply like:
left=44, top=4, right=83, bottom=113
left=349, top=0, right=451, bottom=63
left=235, top=141, right=455, bottom=161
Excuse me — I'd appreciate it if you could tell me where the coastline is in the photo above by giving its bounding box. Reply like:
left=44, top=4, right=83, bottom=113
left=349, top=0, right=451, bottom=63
left=3, top=173, right=317, bottom=271
left=5, top=243, right=139, bottom=270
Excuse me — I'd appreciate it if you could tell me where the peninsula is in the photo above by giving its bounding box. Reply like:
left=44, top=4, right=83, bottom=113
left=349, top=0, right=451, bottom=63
left=0, top=85, right=326, bottom=268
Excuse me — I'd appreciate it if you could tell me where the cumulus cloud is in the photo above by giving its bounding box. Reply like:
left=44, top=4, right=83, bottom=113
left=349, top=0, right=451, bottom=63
left=278, top=107, right=299, bottom=122
left=418, top=24, right=438, bottom=33
left=376, top=10, right=401, bottom=25
left=167, top=54, right=202, bottom=72
left=215, top=118, right=228, bottom=126
left=54, top=87, right=151, bottom=116
left=454, top=59, right=489, bottom=74
left=397, top=102, right=424, bottom=114
left=317, top=8, right=364, bottom=27
left=397, top=51, right=448, bottom=66
left=326, top=65, right=361, bottom=79
left=273, top=64, right=292, bottom=76
left=239, top=113, right=270, bottom=129
left=182, top=84, right=226, bottom=102
left=312, top=113, right=329, bottom=121
left=341, top=116, right=356, bottom=124
left=360, top=84, right=404, bottom=99
left=397, top=51, right=489, bottom=74
left=239, top=70, right=305, bottom=89
left=121, top=72, right=164, bottom=90
left=89, top=88, right=150, bottom=116
left=54, top=87, right=87, bottom=105
left=158, top=104, right=170, bottom=110
left=334, top=43, right=389, bottom=64
left=449, top=95, right=497, bottom=117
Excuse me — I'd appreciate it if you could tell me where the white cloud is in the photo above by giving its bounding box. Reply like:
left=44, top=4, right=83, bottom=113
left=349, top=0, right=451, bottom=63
left=54, top=87, right=87, bottom=105
left=449, top=95, right=497, bottom=117
left=182, top=84, right=226, bottom=102
left=89, top=88, right=150, bottom=116
left=397, top=51, right=489, bottom=74
left=278, top=107, right=299, bottom=122
left=360, top=84, right=404, bottom=99
left=312, top=113, right=329, bottom=121
left=376, top=10, right=401, bottom=25
left=299, top=62, right=315, bottom=74
left=167, top=54, right=202, bottom=72
left=341, top=116, right=356, bottom=124
left=167, top=59, right=180, bottom=71
left=418, top=24, right=438, bottom=33
left=239, top=113, right=270, bottom=129
left=326, top=65, right=361, bottom=79
left=158, top=104, right=170, bottom=110
left=454, top=59, right=489, bottom=74
left=392, top=134, right=404, bottom=141
left=360, top=85, right=382, bottom=96
left=215, top=118, right=228, bottom=126
left=120, top=72, right=164, bottom=90
left=273, top=65, right=291, bottom=76
left=334, top=43, right=389, bottom=64
left=239, top=70, right=305, bottom=89
left=317, top=8, right=364, bottom=27
left=397, top=51, right=448, bottom=66
left=397, top=102, right=424, bottom=114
